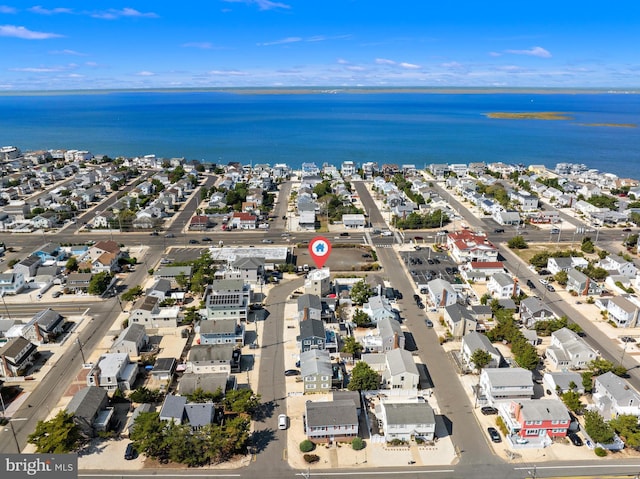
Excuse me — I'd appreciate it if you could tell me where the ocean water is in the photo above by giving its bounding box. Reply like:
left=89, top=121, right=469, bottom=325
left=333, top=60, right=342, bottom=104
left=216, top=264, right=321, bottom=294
left=0, top=90, right=638, bottom=177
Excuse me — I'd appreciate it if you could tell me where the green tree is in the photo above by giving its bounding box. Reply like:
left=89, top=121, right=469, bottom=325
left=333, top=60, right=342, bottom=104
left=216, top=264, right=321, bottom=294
left=512, top=339, right=539, bottom=370
left=88, top=271, right=112, bottom=295
left=581, top=237, right=595, bottom=254
left=341, top=336, right=364, bottom=357
left=186, top=387, right=224, bottom=403
left=609, top=414, right=640, bottom=449
left=347, top=361, right=380, bottom=391
left=507, top=235, right=528, bottom=249
left=129, top=387, right=163, bottom=404
left=582, top=371, right=594, bottom=393
left=554, top=270, right=568, bottom=286
left=470, top=349, right=493, bottom=373
left=121, top=285, right=143, bottom=302
left=65, top=256, right=78, bottom=272
left=130, top=411, right=169, bottom=458
left=223, top=389, right=261, bottom=415
left=584, top=410, right=615, bottom=444
left=561, top=390, right=584, bottom=413
left=349, top=279, right=373, bottom=306
left=352, top=308, right=372, bottom=328
left=28, top=410, right=81, bottom=453
left=351, top=437, right=365, bottom=450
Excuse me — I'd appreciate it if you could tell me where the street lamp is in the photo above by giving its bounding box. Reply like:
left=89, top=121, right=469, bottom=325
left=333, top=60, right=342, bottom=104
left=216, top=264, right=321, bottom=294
left=0, top=292, right=11, bottom=320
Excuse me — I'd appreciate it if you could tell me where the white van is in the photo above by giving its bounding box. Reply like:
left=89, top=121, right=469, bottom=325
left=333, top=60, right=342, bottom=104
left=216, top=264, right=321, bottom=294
left=278, top=414, right=288, bottom=430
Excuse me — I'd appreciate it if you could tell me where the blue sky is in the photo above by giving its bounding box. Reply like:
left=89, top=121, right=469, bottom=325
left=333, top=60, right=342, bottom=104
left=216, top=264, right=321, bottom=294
left=0, top=1, right=638, bottom=90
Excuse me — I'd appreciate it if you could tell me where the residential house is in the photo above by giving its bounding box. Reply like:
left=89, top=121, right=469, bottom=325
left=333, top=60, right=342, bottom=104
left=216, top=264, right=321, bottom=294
left=500, top=399, right=570, bottom=441
left=230, top=212, right=257, bottom=230
left=66, top=272, right=92, bottom=292
left=461, top=332, right=502, bottom=370
left=600, top=296, right=640, bottom=328
left=159, top=395, right=188, bottom=425
left=343, top=214, right=366, bottom=229
left=199, top=320, right=245, bottom=346
left=382, top=348, right=419, bottom=390
left=110, top=324, right=149, bottom=356
left=362, top=295, right=397, bottom=323
left=33, top=242, right=64, bottom=263
left=520, top=297, right=556, bottom=329
left=300, top=349, right=333, bottom=394
left=375, top=399, right=436, bottom=442
left=297, top=294, right=322, bottom=322
left=128, top=295, right=180, bottom=328
left=599, top=255, right=638, bottom=278
left=427, top=278, right=458, bottom=308
left=592, top=371, right=640, bottom=419
left=0, top=336, right=38, bottom=377
left=297, top=318, right=326, bottom=352
left=542, top=371, right=585, bottom=395
left=151, top=357, right=177, bottom=382
left=479, top=368, right=534, bottom=406
left=546, top=328, right=598, bottom=370
left=187, top=344, right=241, bottom=374
left=87, top=240, right=121, bottom=263
left=304, top=268, right=331, bottom=297
left=443, top=303, right=477, bottom=339
left=566, top=268, right=602, bottom=296
left=13, top=255, right=41, bottom=280
left=86, top=353, right=138, bottom=391
left=377, top=316, right=405, bottom=352
left=460, top=261, right=505, bottom=282
left=178, top=372, right=231, bottom=396
left=547, top=257, right=588, bottom=275
left=493, top=210, right=521, bottom=226
left=146, top=278, right=172, bottom=300
left=446, top=230, right=499, bottom=263
left=203, top=280, right=250, bottom=323
left=304, top=399, right=359, bottom=443
left=487, top=272, right=520, bottom=299
left=154, top=266, right=193, bottom=289
left=228, top=257, right=265, bottom=285
left=0, top=272, right=25, bottom=295
left=66, top=386, right=112, bottom=437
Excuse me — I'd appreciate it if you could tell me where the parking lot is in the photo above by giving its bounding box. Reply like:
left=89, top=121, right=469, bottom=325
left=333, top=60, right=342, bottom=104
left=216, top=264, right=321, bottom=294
left=400, top=247, right=460, bottom=288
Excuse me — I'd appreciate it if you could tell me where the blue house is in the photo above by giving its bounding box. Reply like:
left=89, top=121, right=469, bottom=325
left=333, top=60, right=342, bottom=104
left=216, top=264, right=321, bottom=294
left=33, top=243, right=65, bottom=262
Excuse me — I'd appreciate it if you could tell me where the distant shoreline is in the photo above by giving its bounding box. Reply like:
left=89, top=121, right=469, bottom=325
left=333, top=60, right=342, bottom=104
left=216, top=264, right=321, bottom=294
left=1, top=87, right=640, bottom=97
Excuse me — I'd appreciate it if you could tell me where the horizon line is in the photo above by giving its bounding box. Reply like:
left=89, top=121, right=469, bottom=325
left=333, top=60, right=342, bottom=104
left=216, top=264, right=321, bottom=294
left=1, top=86, right=640, bottom=96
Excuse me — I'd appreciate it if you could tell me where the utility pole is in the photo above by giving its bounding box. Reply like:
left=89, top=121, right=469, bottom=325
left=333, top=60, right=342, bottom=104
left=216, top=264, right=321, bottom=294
left=528, top=465, right=537, bottom=479
left=76, top=337, right=86, bottom=364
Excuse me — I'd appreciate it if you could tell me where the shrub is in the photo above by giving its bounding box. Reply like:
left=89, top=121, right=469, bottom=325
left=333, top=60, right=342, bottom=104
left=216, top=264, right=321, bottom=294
left=303, top=454, right=320, bottom=463
left=299, top=440, right=315, bottom=453
left=594, top=447, right=608, bottom=457
left=351, top=437, right=365, bottom=450
left=495, top=416, right=508, bottom=436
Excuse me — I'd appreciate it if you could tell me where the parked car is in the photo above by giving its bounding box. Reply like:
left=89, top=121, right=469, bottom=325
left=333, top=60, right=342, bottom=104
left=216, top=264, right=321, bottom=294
left=165, top=233, right=175, bottom=238
left=52, top=291, right=62, bottom=298
left=493, top=228, right=505, bottom=233
left=481, top=406, right=498, bottom=416
left=262, top=239, right=273, bottom=243
left=201, top=237, right=212, bottom=242
left=526, top=279, right=536, bottom=289
left=568, top=433, right=583, bottom=446
left=278, top=414, right=288, bottom=430
left=487, top=427, right=501, bottom=443
left=124, top=443, right=136, bottom=460
left=188, top=239, right=199, bottom=244
left=546, top=284, right=556, bottom=292
left=425, top=319, right=434, bottom=328
left=284, top=369, right=300, bottom=376
left=340, top=232, right=350, bottom=236
left=620, top=336, right=636, bottom=343
left=622, top=228, right=632, bottom=232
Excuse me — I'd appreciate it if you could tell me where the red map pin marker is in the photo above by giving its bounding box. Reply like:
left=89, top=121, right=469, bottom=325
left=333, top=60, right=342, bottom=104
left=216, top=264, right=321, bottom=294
left=309, top=236, right=332, bottom=269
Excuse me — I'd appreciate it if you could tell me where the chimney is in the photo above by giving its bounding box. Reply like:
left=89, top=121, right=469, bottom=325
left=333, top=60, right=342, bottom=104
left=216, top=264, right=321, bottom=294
left=393, top=332, right=399, bottom=349
left=582, top=277, right=590, bottom=297
left=512, top=278, right=519, bottom=298
left=303, top=307, right=308, bottom=321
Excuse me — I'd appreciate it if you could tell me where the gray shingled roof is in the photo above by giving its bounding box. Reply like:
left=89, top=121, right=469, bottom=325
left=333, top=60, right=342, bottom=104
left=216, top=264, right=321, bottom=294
left=188, top=344, right=235, bottom=362
left=381, top=401, right=435, bottom=426
left=66, top=386, right=108, bottom=421
left=300, top=349, right=332, bottom=377
left=297, top=293, right=322, bottom=312
left=305, top=399, right=358, bottom=428
left=386, top=348, right=419, bottom=376
left=299, top=318, right=325, bottom=339
left=159, top=394, right=187, bottom=421
left=184, top=403, right=215, bottom=427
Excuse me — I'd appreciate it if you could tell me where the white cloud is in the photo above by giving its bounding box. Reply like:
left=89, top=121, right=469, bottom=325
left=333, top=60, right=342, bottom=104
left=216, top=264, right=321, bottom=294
left=346, top=65, right=365, bottom=71
left=257, top=36, right=301, bottom=46
left=0, top=25, right=63, bottom=39
left=505, top=46, right=551, bottom=58
left=182, top=42, right=214, bottom=49
left=92, top=8, right=158, bottom=20
left=489, top=51, right=502, bottom=57
left=28, top=6, right=73, bottom=15
left=136, top=71, right=155, bottom=76
left=222, top=0, right=291, bottom=11
left=336, top=58, right=349, bottom=65
left=0, top=5, right=17, bottom=13
left=375, top=58, right=396, bottom=65
left=208, top=70, right=248, bottom=76
left=50, top=49, right=86, bottom=56
left=10, top=66, right=66, bottom=72
left=399, top=62, right=420, bottom=69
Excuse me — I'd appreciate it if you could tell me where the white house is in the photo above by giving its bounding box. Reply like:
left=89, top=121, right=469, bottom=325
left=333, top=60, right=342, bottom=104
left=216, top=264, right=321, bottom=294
left=592, top=372, right=640, bottom=419
left=601, top=296, right=640, bottom=328
left=487, top=272, right=520, bottom=299
left=461, top=332, right=502, bottom=370
left=375, top=399, right=436, bottom=442
left=427, top=278, right=457, bottom=308
left=598, top=255, right=638, bottom=278
left=546, top=328, right=598, bottom=370
left=479, top=368, right=534, bottom=406
left=382, top=349, right=419, bottom=390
